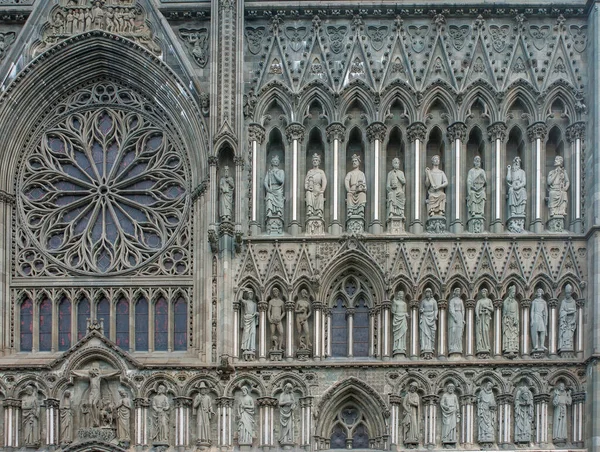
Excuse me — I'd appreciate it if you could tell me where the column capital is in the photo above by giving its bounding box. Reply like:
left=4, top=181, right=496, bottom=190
left=323, top=307, right=332, bottom=316
left=257, top=396, right=278, bottom=407
left=299, top=396, right=314, bottom=408
left=548, top=298, right=559, bottom=309
left=44, top=398, right=60, bottom=408
left=234, top=155, right=245, bottom=168
left=313, top=302, right=324, bottom=311
left=460, top=394, right=476, bottom=404
left=566, top=121, right=586, bottom=142
left=493, top=299, right=503, bottom=309
left=409, top=300, right=420, bottom=310
left=346, top=308, right=356, bottom=318
left=233, top=301, right=240, bottom=312
left=3, top=398, right=21, bottom=408
left=447, top=122, right=467, bottom=142
left=208, top=155, right=219, bottom=167
left=366, top=122, right=387, bottom=142
left=497, top=394, right=514, bottom=404
left=527, top=121, right=548, bottom=141
left=388, top=394, right=403, bottom=405
left=576, top=298, right=585, bottom=308
left=285, top=300, right=295, bottom=311
left=174, top=396, right=193, bottom=408
left=572, top=392, right=586, bottom=403
left=326, top=122, right=346, bottom=142
left=134, top=397, right=149, bottom=408
left=533, top=393, right=550, bottom=403
left=520, top=299, right=531, bottom=308
left=422, top=394, right=439, bottom=405
left=248, top=123, right=266, bottom=144
left=437, top=299, right=448, bottom=310
left=407, top=122, right=427, bottom=142
left=465, top=299, right=476, bottom=309
left=258, top=301, right=268, bottom=312
left=216, top=396, right=235, bottom=408
left=487, top=121, right=507, bottom=142
left=285, top=122, right=306, bottom=143
left=380, top=300, right=392, bottom=310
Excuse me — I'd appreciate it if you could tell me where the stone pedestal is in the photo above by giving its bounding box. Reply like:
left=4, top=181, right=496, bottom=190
left=426, top=216, right=446, bottom=233
left=467, top=216, right=485, bottom=233
left=531, top=348, right=546, bottom=359
left=547, top=215, right=565, bottom=232
left=266, top=216, right=283, bottom=235
left=153, top=443, right=169, bottom=452
left=393, top=350, right=407, bottom=359
left=196, top=439, right=212, bottom=450
left=296, top=348, right=311, bottom=361
left=269, top=349, right=283, bottom=361
left=346, top=215, right=364, bottom=234
left=242, top=350, right=256, bottom=361
left=506, top=215, right=525, bottom=233
left=306, top=218, right=324, bottom=235
left=387, top=217, right=405, bottom=234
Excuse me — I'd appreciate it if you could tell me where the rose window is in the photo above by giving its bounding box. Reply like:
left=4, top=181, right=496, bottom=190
left=18, top=106, right=189, bottom=275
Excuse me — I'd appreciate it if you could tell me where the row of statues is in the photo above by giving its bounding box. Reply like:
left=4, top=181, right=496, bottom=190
left=219, top=153, right=570, bottom=234
left=392, top=284, right=578, bottom=358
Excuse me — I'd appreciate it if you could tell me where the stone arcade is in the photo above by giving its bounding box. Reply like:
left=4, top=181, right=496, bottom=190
left=0, top=0, right=596, bottom=451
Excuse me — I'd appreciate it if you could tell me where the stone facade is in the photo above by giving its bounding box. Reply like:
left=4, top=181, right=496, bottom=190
left=0, top=0, right=596, bottom=451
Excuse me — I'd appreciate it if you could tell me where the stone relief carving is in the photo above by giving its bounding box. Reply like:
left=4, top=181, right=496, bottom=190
left=0, top=32, right=15, bottom=60
left=477, top=381, right=496, bottom=443
left=402, top=382, right=420, bottom=444
left=345, top=154, right=367, bottom=234
left=22, top=384, right=41, bottom=447
left=72, top=362, right=120, bottom=429
left=179, top=28, right=209, bottom=68
left=278, top=383, right=296, bottom=445
left=440, top=383, right=459, bottom=444
left=305, top=153, right=327, bottom=234
left=448, top=288, right=465, bottom=355
left=219, top=165, right=234, bottom=222
left=547, top=155, right=570, bottom=232
left=264, top=155, right=285, bottom=234
left=60, top=390, right=74, bottom=445
left=237, top=386, right=256, bottom=445
left=392, top=290, right=409, bottom=356
left=558, top=284, right=577, bottom=354
left=475, top=289, right=493, bottom=357
left=116, top=388, right=132, bottom=445
left=245, top=26, right=266, bottom=55
left=326, top=25, right=347, bottom=54
left=552, top=382, right=571, bottom=442
left=240, top=288, right=258, bottom=360
left=507, top=156, right=527, bottom=233
left=502, top=285, right=520, bottom=358
left=419, top=288, right=438, bottom=358
left=152, top=385, right=171, bottom=444
left=425, top=155, right=448, bottom=233
left=530, top=288, right=548, bottom=355
left=467, top=155, right=486, bottom=233
left=284, top=26, right=308, bottom=52
left=386, top=157, right=406, bottom=233
left=514, top=383, right=534, bottom=443
left=193, top=382, right=215, bottom=445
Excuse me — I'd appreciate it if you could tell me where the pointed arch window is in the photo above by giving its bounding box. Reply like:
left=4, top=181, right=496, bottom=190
left=331, top=298, right=348, bottom=357
left=39, top=298, right=52, bottom=351
left=20, top=299, right=33, bottom=352
left=173, top=297, right=187, bottom=351
left=77, top=298, right=90, bottom=340
left=135, top=298, right=149, bottom=351
left=154, top=297, right=168, bottom=351
left=58, top=297, right=71, bottom=351
left=96, top=297, right=110, bottom=339
left=353, top=299, right=370, bottom=357
left=116, top=298, right=130, bottom=351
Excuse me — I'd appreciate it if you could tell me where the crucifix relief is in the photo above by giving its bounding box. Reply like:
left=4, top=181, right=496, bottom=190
left=72, top=362, right=120, bottom=428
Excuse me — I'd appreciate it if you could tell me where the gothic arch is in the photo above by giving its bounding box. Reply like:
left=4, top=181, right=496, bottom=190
left=298, top=86, right=335, bottom=122
left=379, top=86, right=418, bottom=124
left=224, top=372, right=266, bottom=397
left=459, top=84, right=499, bottom=123
left=527, top=274, right=554, bottom=299
left=542, top=82, right=580, bottom=121
left=501, top=86, right=538, bottom=123
left=62, top=441, right=128, bottom=452
left=269, top=371, right=310, bottom=397
left=420, top=85, right=457, bottom=123
left=339, top=85, right=376, bottom=124
left=255, top=84, right=294, bottom=125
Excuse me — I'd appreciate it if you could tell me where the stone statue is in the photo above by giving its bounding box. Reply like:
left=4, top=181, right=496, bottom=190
left=22, top=384, right=40, bottom=446
left=268, top=288, right=285, bottom=351
left=440, top=383, right=460, bottom=444
left=419, top=288, right=438, bottom=356
left=116, top=389, right=132, bottom=443
left=219, top=165, right=234, bottom=221
left=152, top=385, right=171, bottom=443
left=507, top=156, right=527, bottom=232
left=386, top=157, right=406, bottom=219
left=448, top=288, right=465, bottom=354
left=391, top=290, right=409, bottom=355
left=425, top=154, right=448, bottom=217
left=475, top=289, right=494, bottom=354
left=345, top=154, right=367, bottom=232
left=295, top=289, right=312, bottom=349
left=237, top=386, right=256, bottom=445
left=60, top=390, right=73, bottom=444
left=402, top=383, right=420, bottom=443
left=240, top=289, right=258, bottom=356
left=264, top=155, right=285, bottom=233
left=547, top=155, right=569, bottom=217
left=467, top=155, right=487, bottom=232
left=514, top=384, right=534, bottom=443
left=530, top=288, right=548, bottom=352
left=305, top=153, right=327, bottom=220
left=502, top=285, right=519, bottom=357
left=552, top=382, right=572, bottom=441
left=72, top=363, right=120, bottom=427
left=558, top=284, right=577, bottom=352
left=194, top=382, right=215, bottom=444
left=477, top=381, right=496, bottom=442
left=279, top=383, right=296, bottom=444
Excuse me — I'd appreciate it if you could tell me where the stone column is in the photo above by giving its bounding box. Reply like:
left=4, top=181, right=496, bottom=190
left=258, top=397, right=277, bottom=449
left=388, top=395, right=402, bottom=447
left=326, top=123, right=346, bottom=235
left=409, top=300, right=419, bottom=359
left=174, top=396, right=192, bottom=447
left=527, top=122, right=548, bottom=233
left=407, top=122, right=427, bottom=233
left=4, top=398, right=20, bottom=449
left=447, top=122, right=467, bottom=233
left=521, top=299, right=530, bottom=358
left=300, top=396, right=313, bottom=447
left=286, top=123, right=305, bottom=235
left=566, top=122, right=585, bottom=232
left=465, top=299, right=475, bottom=358
left=234, top=155, right=245, bottom=230
left=487, top=122, right=507, bottom=233
left=493, top=298, right=502, bottom=358
left=346, top=308, right=355, bottom=358
left=381, top=300, right=391, bottom=360
left=367, top=122, right=387, bottom=233
left=45, top=398, right=60, bottom=447
left=134, top=397, right=149, bottom=446
left=548, top=298, right=558, bottom=357
left=534, top=393, right=549, bottom=445
left=208, top=155, right=219, bottom=228
left=571, top=392, right=585, bottom=447
left=216, top=397, right=234, bottom=448
left=423, top=395, right=439, bottom=447
left=312, top=302, right=323, bottom=360
left=233, top=300, right=240, bottom=360
left=576, top=298, right=584, bottom=358
left=497, top=394, right=513, bottom=446
left=437, top=299, right=448, bottom=359
left=369, top=307, right=377, bottom=357
left=258, top=300, right=268, bottom=361
left=324, top=307, right=332, bottom=357
left=285, top=299, right=294, bottom=360
left=248, top=124, right=266, bottom=235
left=461, top=395, right=475, bottom=446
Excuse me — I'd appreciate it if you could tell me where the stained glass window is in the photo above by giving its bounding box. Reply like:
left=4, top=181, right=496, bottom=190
left=58, top=297, right=71, bottom=351
left=39, top=298, right=52, bottom=351
left=96, top=297, right=110, bottom=339
left=331, top=298, right=347, bottom=357
left=135, top=298, right=149, bottom=351
left=20, top=299, right=33, bottom=352
left=173, top=297, right=187, bottom=351
left=353, top=299, right=369, bottom=357
left=352, top=424, right=369, bottom=448
left=154, top=297, right=168, bottom=351
left=115, top=298, right=129, bottom=350
left=77, top=298, right=90, bottom=340
left=330, top=424, right=347, bottom=449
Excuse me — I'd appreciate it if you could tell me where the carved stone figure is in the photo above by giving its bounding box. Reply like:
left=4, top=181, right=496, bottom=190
left=477, top=381, right=496, bottom=442
left=502, top=285, right=520, bottom=357
left=268, top=288, right=285, bottom=351
left=194, top=382, right=215, bottom=444
left=402, top=383, right=420, bottom=443
left=514, top=384, right=534, bottom=443
left=279, top=383, right=296, bottom=444
left=116, top=389, right=132, bottom=443
left=475, top=289, right=494, bottom=355
left=507, top=156, right=527, bottom=232
left=219, top=165, right=234, bottom=221
left=558, top=284, right=577, bottom=352
left=547, top=155, right=570, bottom=223
left=152, top=385, right=171, bottom=443
left=264, top=155, right=285, bottom=234
left=60, top=390, right=73, bottom=444
left=237, top=386, right=256, bottom=445
left=22, top=384, right=40, bottom=446
left=345, top=154, right=367, bottom=233
left=295, top=289, right=312, bottom=350
left=467, top=155, right=487, bottom=232
left=440, top=383, right=460, bottom=444
left=241, top=289, right=258, bottom=357
left=419, top=288, right=438, bottom=356
left=552, top=383, right=572, bottom=441
left=425, top=155, right=448, bottom=233
left=305, top=153, right=327, bottom=222
left=72, top=363, right=120, bottom=427
left=530, top=288, right=548, bottom=352
left=392, top=290, right=409, bottom=355
left=448, top=288, right=465, bottom=354
left=386, top=157, right=406, bottom=219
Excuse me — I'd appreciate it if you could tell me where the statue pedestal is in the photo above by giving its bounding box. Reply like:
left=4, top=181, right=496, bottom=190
left=269, top=349, right=283, bottom=361
left=266, top=216, right=283, bottom=235
left=393, top=350, right=407, bottom=359
left=346, top=216, right=364, bottom=234
left=559, top=348, right=575, bottom=358
left=387, top=217, right=405, bottom=234
left=196, top=439, right=212, bottom=450
left=280, top=442, right=296, bottom=450
left=153, top=442, right=169, bottom=452
left=467, top=216, right=485, bottom=233
left=420, top=351, right=434, bottom=360
left=531, top=348, right=546, bottom=359
left=476, top=351, right=491, bottom=359
left=403, top=440, right=418, bottom=448
left=547, top=215, right=565, bottom=232
left=426, top=216, right=446, bottom=233
left=296, top=348, right=311, bottom=361
left=448, top=352, right=462, bottom=360
left=306, top=218, right=325, bottom=235
left=503, top=351, right=518, bottom=359
left=506, top=215, right=526, bottom=233
left=242, top=350, right=256, bottom=361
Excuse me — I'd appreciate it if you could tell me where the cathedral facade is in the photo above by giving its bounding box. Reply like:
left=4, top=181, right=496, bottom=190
left=0, top=0, right=597, bottom=451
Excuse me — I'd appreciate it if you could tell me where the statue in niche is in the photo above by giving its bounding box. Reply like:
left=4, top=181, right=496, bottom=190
left=60, top=390, right=73, bottom=444
left=502, top=285, right=520, bottom=357
left=514, top=383, right=534, bottom=443
left=552, top=382, right=572, bottom=441
left=240, top=289, right=258, bottom=357
left=237, top=386, right=256, bottom=445
left=116, top=389, right=132, bottom=443
left=448, top=288, right=465, bottom=354
left=279, top=383, right=296, bottom=445
left=305, top=153, right=327, bottom=220
left=440, top=383, right=460, bottom=444
left=475, top=289, right=494, bottom=355
left=530, top=288, right=548, bottom=352
left=558, top=284, right=577, bottom=352
left=219, top=165, right=234, bottom=222
left=467, top=155, right=487, bottom=232
left=506, top=156, right=527, bottom=232
left=152, top=385, right=171, bottom=443
left=268, top=287, right=285, bottom=351
left=295, top=289, right=312, bottom=350
left=345, top=154, right=367, bottom=232
left=391, top=290, right=409, bottom=355
left=194, top=382, right=215, bottom=444
left=22, top=384, right=40, bottom=446
left=386, top=157, right=406, bottom=219
left=264, top=155, right=285, bottom=233
left=419, top=288, right=438, bottom=356
left=425, top=154, right=448, bottom=217
left=477, top=381, right=496, bottom=442
left=402, top=383, right=420, bottom=443
left=72, top=362, right=120, bottom=428
left=547, top=155, right=569, bottom=218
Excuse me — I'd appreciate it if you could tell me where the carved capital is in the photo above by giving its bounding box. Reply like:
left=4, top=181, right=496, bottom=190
left=520, top=299, right=531, bottom=308
left=497, top=394, right=514, bottom=404
left=313, top=302, right=324, bottom=311
left=174, top=396, right=192, bottom=408
left=233, top=301, right=240, bottom=312
left=286, top=123, right=306, bottom=143
left=566, top=121, right=586, bottom=142
left=548, top=299, right=559, bottom=309
left=493, top=299, right=503, bottom=309
left=409, top=300, right=420, bottom=310
left=234, top=156, right=245, bottom=168
left=527, top=122, right=548, bottom=141
left=572, top=392, right=586, bottom=403
left=407, top=122, right=427, bottom=142
left=258, top=301, right=268, bottom=312
left=248, top=123, right=266, bottom=144
left=369, top=307, right=379, bottom=317
left=285, top=300, right=295, bottom=311
left=4, top=398, right=21, bottom=408
left=208, top=155, right=219, bottom=167
left=423, top=395, right=439, bottom=405
left=380, top=300, right=392, bottom=310
left=576, top=298, right=585, bottom=308
left=300, top=396, right=313, bottom=408
left=44, top=398, right=60, bottom=409
left=323, top=307, right=332, bottom=316
left=465, top=299, right=476, bottom=309
left=533, top=393, right=550, bottom=404
left=219, top=0, right=234, bottom=10
left=460, top=395, right=476, bottom=404
left=134, top=397, right=149, bottom=408
left=257, top=396, right=278, bottom=407
left=487, top=122, right=507, bottom=142
left=447, top=122, right=467, bottom=142
left=326, top=123, right=346, bottom=142
left=366, top=122, right=387, bottom=142
left=216, top=396, right=234, bottom=408
left=346, top=308, right=356, bottom=318
left=389, top=394, right=403, bottom=405
left=437, top=299, right=448, bottom=310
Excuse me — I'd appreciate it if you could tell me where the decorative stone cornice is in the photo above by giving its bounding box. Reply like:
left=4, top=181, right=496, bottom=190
left=248, top=123, right=265, bottom=144
left=407, top=122, right=427, bottom=142
left=527, top=122, right=548, bottom=141
left=326, top=123, right=346, bottom=142
left=286, top=123, right=306, bottom=143
left=447, top=122, right=467, bottom=142
left=566, top=121, right=586, bottom=142
left=366, top=122, right=387, bottom=142
left=487, top=122, right=507, bottom=142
